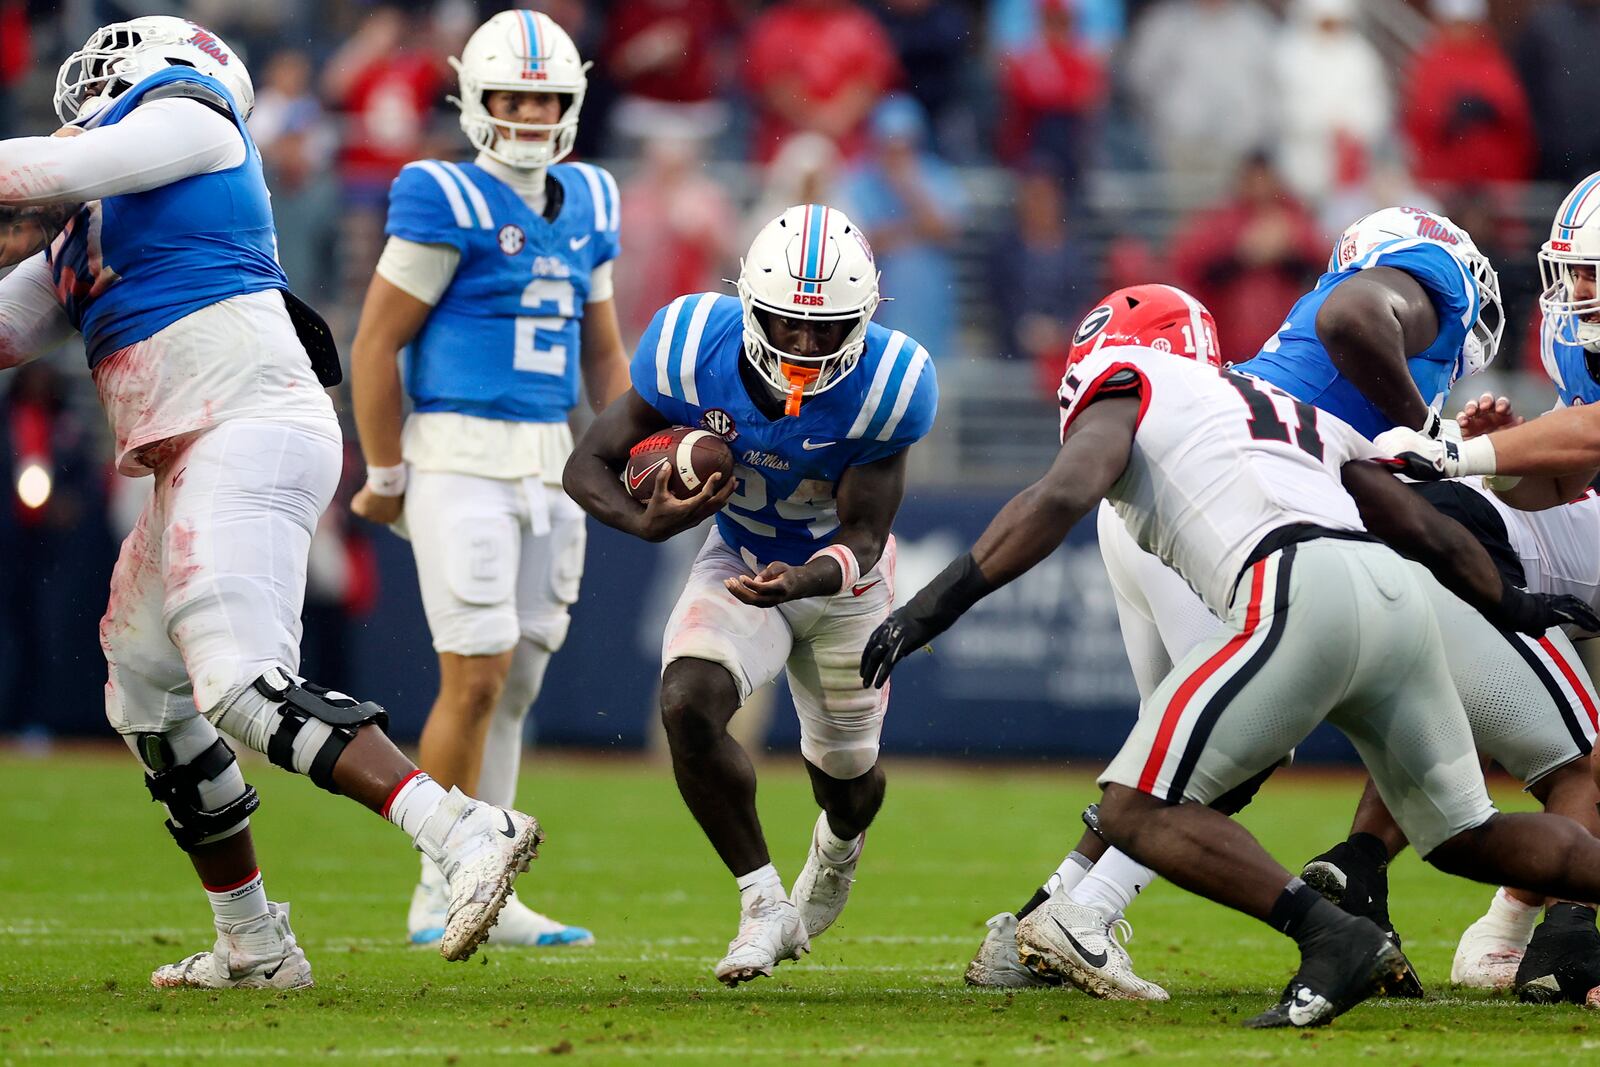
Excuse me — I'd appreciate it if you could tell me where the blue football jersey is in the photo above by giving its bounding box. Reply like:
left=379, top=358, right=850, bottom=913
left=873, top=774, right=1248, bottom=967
left=47, top=66, right=288, bottom=368
left=631, top=294, right=939, bottom=565
left=1540, top=314, right=1600, bottom=407
left=388, top=159, right=621, bottom=423
left=1233, top=239, right=1480, bottom=439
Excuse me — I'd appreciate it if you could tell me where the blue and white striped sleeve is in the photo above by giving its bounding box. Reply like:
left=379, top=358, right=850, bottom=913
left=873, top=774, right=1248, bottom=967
left=568, top=161, right=622, bottom=265
left=386, top=160, right=493, bottom=250
left=846, top=332, right=939, bottom=464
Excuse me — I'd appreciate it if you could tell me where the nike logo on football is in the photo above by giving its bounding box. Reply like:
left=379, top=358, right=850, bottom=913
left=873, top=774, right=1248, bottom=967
left=627, top=458, right=669, bottom=492
left=498, top=812, right=517, bottom=839
left=801, top=439, right=836, bottom=450
left=1055, top=918, right=1108, bottom=969
left=851, top=579, right=882, bottom=597
left=569, top=235, right=591, bottom=250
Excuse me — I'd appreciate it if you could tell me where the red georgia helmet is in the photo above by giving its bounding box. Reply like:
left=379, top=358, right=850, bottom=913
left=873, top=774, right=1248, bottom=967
left=1067, top=284, right=1221, bottom=369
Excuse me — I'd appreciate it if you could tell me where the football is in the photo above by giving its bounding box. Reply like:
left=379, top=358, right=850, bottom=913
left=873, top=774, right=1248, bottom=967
left=623, top=425, right=735, bottom=502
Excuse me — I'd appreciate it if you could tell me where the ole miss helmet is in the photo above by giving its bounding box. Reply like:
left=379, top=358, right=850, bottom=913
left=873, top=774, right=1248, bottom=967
left=1067, top=284, right=1221, bottom=369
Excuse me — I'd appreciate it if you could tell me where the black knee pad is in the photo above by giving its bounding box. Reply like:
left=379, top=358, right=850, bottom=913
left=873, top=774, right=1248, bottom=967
left=255, top=668, right=389, bottom=793
left=137, top=733, right=259, bottom=852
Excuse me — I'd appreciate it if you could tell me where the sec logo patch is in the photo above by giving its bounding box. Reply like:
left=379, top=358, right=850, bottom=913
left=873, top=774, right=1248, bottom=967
left=497, top=224, right=526, bottom=255
left=701, top=409, right=737, bottom=441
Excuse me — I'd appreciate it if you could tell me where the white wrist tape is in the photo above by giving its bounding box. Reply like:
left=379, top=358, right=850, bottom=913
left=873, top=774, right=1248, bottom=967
left=809, top=544, right=861, bottom=593
left=365, top=463, right=408, bottom=497
left=1458, top=435, right=1498, bottom=477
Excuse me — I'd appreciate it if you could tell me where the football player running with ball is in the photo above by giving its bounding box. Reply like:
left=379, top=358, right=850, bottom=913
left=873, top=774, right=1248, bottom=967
left=0, top=17, right=542, bottom=988
left=565, top=205, right=938, bottom=985
left=862, top=283, right=1600, bottom=1028
left=350, top=9, right=624, bottom=950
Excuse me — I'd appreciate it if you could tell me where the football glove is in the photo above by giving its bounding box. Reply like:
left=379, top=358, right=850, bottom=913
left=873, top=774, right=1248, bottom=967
left=859, top=552, right=993, bottom=689
left=1494, top=581, right=1600, bottom=637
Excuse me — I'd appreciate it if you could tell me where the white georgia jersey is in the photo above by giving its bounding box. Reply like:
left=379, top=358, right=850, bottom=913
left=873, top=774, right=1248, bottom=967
left=1477, top=481, right=1600, bottom=631
left=1059, top=344, right=1381, bottom=615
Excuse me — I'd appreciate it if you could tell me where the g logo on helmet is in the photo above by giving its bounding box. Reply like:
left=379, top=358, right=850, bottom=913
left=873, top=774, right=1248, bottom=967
left=1073, top=304, right=1114, bottom=346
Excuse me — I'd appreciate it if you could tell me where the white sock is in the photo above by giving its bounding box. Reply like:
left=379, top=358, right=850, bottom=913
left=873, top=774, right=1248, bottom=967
left=418, top=852, right=446, bottom=891
left=1483, top=887, right=1542, bottom=943
left=476, top=642, right=550, bottom=809
left=205, top=868, right=269, bottom=928
left=384, top=771, right=448, bottom=841
left=817, top=813, right=861, bottom=863
left=1069, top=848, right=1156, bottom=923
left=1043, top=851, right=1094, bottom=898
left=736, top=863, right=784, bottom=910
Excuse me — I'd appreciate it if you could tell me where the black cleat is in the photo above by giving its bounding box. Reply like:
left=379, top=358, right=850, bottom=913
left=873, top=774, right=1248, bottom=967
left=1301, top=838, right=1424, bottom=999
left=1244, top=912, right=1411, bottom=1029
left=1514, top=903, right=1600, bottom=1005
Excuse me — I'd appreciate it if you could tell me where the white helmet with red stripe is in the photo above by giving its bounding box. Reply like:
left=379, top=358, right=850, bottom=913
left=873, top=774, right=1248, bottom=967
left=449, top=10, right=588, bottom=169
left=54, top=16, right=254, bottom=123
left=1539, top=171, right=1600, bottom=351
left=737, top=204, right=881, bottom=413
left=1330, top=206, right=1504, bottom=373
left=1067, top=284, right=1221, bottom=370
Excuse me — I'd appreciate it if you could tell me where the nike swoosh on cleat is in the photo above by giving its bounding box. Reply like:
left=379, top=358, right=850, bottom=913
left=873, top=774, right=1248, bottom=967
left=1054, top=918, right=1108, bottom=969
left=498, top=813, right=516, bottom=839
left=262, top=961, right=284, bottom=980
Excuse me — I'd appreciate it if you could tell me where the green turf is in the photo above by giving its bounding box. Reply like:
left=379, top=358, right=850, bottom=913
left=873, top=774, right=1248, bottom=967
left=1, top=751, right=1596, bottom=1064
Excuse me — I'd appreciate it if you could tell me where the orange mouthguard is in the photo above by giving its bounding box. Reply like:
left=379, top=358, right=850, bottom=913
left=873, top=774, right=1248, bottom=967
left=781, top=364, right=821, bottom=416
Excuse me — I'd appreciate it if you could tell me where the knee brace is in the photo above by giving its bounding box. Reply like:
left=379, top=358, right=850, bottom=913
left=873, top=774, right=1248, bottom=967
left=133, top=718, right=259, bottom=853
left=252, top=668, right=389, bottom=793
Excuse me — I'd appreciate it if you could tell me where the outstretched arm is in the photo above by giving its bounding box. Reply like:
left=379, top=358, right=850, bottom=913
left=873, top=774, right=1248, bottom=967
left=727, top=450, right=907, bottom=606
left=1378, top=403, right=1600, bottom=493
left=1341, top=459, right=1598, bottom=634
left=0, top=253, right=73, bottom=368
left=860, top=396, right=1139, bottom=687
left=1315, top=267, right=1440, bottom=433
left=0, top=97, right=243, bottom=206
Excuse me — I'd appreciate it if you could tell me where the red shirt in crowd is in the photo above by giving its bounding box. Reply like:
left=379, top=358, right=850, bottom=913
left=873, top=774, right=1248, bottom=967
left=333, top=52, right=445, bottom=187
left=997, top=39, right=1106, bottom=163
left=1401, top=27, right=1534, bottom=184
left=744, top=1, right=900, bottom=163
left=603, top=0, right=735, bottom=104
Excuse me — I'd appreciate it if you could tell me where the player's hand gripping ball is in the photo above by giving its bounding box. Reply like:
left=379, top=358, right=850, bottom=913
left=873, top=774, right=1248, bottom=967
left=623, top=426, right=734, bottom=502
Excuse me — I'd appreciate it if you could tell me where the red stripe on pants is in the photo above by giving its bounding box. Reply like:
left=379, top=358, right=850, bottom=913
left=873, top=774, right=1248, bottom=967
left=1137, top=559, right=1269, bottom=794
left=1537, top=635, right=1600, bottom=731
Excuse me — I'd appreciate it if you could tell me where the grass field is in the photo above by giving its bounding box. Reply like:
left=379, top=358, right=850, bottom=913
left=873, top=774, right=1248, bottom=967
left=2, top=750, right=1597, bottom=1065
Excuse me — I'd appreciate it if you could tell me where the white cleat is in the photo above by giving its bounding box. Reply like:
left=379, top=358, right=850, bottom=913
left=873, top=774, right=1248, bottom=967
left=416, top=788, right=543, bottom=962
left=1016, top=900, right=1169, bottom=1001
left=151, top=901, right=313, bottom=990
left=965, top=912, right=1060, bottom=988
left=407, top=872, right=449, bottom=946
left=714, top=895, right=810, bottom=987
left=1451, top=915, right=1528, bottom=989
left=791, top=813, right=863, bottom=939
left=487, top=893, right=595, bottom=947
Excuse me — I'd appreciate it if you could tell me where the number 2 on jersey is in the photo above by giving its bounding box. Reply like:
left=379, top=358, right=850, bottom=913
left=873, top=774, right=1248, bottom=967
left=1224, top=371, right=1324, bottom=460
left=514, top=276, right=574, bottom=376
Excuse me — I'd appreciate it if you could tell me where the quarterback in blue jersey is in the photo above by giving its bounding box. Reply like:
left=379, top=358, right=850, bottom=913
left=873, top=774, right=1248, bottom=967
left=349, top=11, right=627, bottom=949
left=1234, top=206, right=1505, bottom=441
left=565, top=204, right=938, bottom=985
left=0, top=17, right=543, bottom=989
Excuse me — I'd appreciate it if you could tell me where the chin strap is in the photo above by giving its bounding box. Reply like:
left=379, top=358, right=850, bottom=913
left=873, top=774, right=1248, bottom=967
left=781, top=364, right=821, bottom=416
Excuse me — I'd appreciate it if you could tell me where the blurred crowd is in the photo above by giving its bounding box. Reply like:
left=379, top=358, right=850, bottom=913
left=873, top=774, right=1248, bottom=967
left=2, top=0, right=1598, bottom=732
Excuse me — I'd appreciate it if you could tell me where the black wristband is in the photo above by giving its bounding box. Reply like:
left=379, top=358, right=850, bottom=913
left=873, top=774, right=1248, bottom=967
left=903, top=552, right=994, bottom=634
